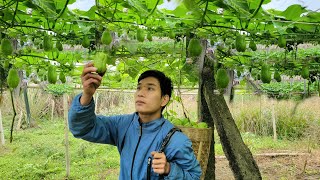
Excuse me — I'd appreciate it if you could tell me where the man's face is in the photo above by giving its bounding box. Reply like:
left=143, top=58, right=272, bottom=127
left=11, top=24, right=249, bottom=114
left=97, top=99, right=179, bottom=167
left=134, top=77, right=168, bottom=116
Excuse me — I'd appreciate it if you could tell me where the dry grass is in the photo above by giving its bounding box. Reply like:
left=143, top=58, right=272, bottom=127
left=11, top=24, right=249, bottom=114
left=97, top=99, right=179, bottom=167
left=1, top=88, right=61, bottom=130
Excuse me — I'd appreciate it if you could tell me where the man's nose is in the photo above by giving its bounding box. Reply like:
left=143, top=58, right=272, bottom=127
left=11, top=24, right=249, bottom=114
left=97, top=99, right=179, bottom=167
left=137, top=89, right=145, bottom=97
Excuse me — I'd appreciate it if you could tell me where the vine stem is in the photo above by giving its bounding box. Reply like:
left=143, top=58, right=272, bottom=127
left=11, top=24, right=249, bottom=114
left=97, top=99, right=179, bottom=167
left=11, top=0, right=18, bottom=27
left=0, top=0, right=15, bottom=10
left=200, top=0, right=209, bottom=27
left=145, top=0, right=160, bottom=23
left=9, top=89, right=17, bottom=143
left=20, top=54, right=55, bottom=61
left=250, top=0, right=264, bottom=19
left=245, top=0, right=265, bottom=29
left=178, top=70, right=189, bottom=121
left=52, top=0, right=70, bottom=29
left=111, top=2, right=117, bottom=22
left=56, top=0, right=69, bottom=19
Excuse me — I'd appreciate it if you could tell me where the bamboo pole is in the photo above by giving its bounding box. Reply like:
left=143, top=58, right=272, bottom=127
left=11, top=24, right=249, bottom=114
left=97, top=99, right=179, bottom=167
left=63, top=94, right=70, bottom=177
left=0, top=109, right=5, bottom=145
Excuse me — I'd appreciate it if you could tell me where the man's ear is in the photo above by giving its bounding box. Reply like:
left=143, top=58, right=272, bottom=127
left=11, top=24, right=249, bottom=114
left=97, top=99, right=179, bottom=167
left=161, top=95, right=170, bottom=107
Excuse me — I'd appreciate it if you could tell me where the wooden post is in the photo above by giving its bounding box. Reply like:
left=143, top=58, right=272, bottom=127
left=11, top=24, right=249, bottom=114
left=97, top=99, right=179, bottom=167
left=259, top=95, right=262, bottom=123
left=0, top=109, right=5, bottom=145
left=63, top=94, right=70, bottom=177
left=95, top=92, right=99, bottom=114
left=241, top=93, right=244, bottom=109
left=16, top=110, right=23, bottom=130
left=23, top=86, right=31, bottom=127
left=272, top=100, right=277, bottom=141
left=304, top=79, right=306, bottom=93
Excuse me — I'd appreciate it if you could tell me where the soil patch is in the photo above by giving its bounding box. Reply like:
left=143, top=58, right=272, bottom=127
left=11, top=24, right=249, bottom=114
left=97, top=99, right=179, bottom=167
left=215, top=150, right=320, bottom=179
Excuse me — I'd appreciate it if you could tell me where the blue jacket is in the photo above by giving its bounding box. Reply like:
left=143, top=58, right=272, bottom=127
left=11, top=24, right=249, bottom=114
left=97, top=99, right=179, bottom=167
left=68, top=94, right=202, bottom=180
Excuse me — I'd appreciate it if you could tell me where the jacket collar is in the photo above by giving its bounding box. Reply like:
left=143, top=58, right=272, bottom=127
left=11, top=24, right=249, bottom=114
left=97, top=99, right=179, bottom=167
left=133, top=112, right=166, bottom=133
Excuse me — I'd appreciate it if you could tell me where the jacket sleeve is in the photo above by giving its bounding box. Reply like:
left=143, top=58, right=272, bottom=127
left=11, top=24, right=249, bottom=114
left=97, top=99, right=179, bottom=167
left=68, top=93, right=119, bottom=145
left=164, top=137, right=202, bottom=180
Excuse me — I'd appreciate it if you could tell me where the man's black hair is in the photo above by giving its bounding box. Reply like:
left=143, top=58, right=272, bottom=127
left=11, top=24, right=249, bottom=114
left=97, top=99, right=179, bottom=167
left=138, top=70, right=173, bottom=111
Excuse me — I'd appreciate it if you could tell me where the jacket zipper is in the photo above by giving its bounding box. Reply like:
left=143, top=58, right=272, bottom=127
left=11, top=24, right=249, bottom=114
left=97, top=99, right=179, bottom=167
left=130, top=123, right=142, bottom=180
left=147, top=157, right=152, bottom=180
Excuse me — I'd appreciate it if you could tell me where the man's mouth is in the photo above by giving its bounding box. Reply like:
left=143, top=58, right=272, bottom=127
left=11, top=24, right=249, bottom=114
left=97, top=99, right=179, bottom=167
left=136, top=100, right=145, bottom=104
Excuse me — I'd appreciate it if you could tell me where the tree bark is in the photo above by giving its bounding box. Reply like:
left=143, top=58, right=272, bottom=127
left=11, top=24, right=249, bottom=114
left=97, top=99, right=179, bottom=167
left=200, top=85, right=215, bottom=180
left=202, top=66, right=262, bottom=180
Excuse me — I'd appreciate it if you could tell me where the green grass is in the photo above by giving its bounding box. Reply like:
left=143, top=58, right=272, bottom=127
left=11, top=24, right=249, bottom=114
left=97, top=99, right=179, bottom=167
left=0, top=117, right=120, bottom=180
left=213, top=131, right=315, bottom=156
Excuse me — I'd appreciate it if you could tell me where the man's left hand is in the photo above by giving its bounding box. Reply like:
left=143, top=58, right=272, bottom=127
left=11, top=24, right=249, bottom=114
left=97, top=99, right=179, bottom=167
left=151, top=151, right=170, bottom=175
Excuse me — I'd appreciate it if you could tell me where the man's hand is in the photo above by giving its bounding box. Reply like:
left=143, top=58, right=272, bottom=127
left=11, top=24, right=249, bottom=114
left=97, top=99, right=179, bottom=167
left=80, top=62, right=104, bottom=105
left=151, top=151, right=170, bottom=175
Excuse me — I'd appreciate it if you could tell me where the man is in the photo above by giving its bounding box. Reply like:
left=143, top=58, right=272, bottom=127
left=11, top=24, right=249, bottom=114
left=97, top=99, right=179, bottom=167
left=68, top=62, right=201, bottom=179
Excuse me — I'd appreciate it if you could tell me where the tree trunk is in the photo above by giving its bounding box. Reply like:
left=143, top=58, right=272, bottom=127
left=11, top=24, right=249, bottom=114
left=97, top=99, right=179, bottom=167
left=200, top=85, right=215, bottom=180
left=202, top=66, right=262, bottom=180
left=197, top=42, right=215, bottom=179
left=196, top=40, right=215, bottom=179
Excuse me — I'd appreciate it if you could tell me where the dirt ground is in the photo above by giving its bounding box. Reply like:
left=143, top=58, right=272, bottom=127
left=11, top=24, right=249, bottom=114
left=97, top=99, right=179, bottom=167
left=215, top=150, right=320, bottom=180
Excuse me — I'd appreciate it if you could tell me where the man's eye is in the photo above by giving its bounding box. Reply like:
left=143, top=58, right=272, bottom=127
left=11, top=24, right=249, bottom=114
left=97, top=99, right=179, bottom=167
left=148, top=87, right=154, bottom=90
left=137, top=86, right=141, bottom=90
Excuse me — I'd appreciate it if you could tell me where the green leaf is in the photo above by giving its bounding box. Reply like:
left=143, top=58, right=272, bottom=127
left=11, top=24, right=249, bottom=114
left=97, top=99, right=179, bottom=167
left=159, top=3, right=189, bottom=17
left=55, top=0, right=76, bottom=10
left=31, top=0, right=57, bottom=18
left=83, top=5, right=96, bottom=20
left=123, top=41, right=138, bottom=54
left=223, top=0, right=251, bottom=17
left=3, top=9, right=14, bottom=21
left=280, top=4, right=307, bottom=21
left=77, top=21, right=95, bottom=34
left=294, top=23, right=316, bottom=33
left=127, top=0, right=150, bottom=17
left=127, top=67, right=139, bottom=79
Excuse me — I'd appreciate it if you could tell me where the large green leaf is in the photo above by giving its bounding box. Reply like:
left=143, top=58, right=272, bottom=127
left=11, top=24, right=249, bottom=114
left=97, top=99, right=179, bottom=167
left=127, top=0, right=150, bottom=17
left=158, top=2, right=189, bottom=17
left=298, top=11, right=320, bottom=23
left=223, top=0, right=251, bottom=17
left=280, top=4, right=307, bottom=21
left=31, top=0, right=57, bottom=18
